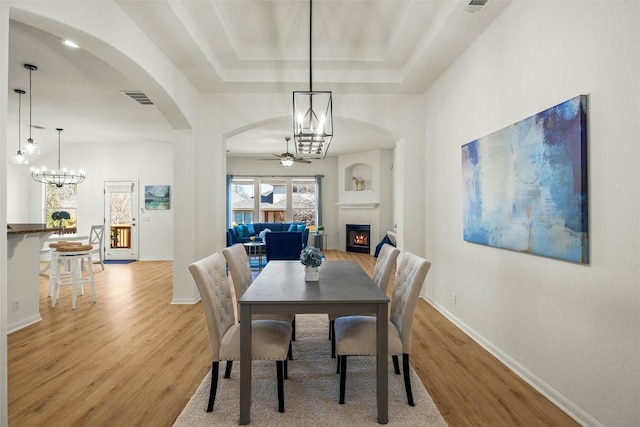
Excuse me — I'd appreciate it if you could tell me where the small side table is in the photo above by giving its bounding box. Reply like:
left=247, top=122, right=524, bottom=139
left=313, top=232, right=328, bottom=250
left=243, top=241, right=266, bottom=271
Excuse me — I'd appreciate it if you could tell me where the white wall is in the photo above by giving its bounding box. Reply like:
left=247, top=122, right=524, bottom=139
left=423, top=2, right=639, bottom=426
left=16, top=141, right=174, bottom=260
left=6, top=164, right=30, bottom=222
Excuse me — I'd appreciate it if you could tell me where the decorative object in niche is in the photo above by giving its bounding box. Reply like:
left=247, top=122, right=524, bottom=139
left=352, top=176, right=365, bottom=191
left=461, top=95, right=588, bottom=264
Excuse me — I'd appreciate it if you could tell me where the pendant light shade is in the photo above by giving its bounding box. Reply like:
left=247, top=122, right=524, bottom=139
left=23, top=64, right=40, bottom=158
left=293, top=0, right=333, bottom=159
left=31, top=128, right=86, bottom=187
left=10, top=89, right=28, bottom=166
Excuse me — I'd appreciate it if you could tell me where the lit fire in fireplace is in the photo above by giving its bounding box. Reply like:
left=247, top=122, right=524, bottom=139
left=354, top=234, right=368, bottom=245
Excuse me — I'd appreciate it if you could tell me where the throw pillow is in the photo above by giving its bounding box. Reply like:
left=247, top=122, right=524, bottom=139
left=288, top=223, right=297, bottom=232
left=297, top=224, right=306, bottom=232
left=259, top=228, right=271, bottom=241
left=246, top=223, right=256, bottom=235
left=234, top=225, right=244, bottom=238
left=241, top=224, right=251, bottom=237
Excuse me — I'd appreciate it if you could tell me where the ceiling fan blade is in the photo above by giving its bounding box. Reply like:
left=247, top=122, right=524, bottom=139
left=294, top=158, right=312, bottom=163
left=257, top=158, right=282, bottom=161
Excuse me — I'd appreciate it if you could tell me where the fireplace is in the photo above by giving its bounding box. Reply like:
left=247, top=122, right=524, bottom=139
left=346, top=224, right=371, bottom=254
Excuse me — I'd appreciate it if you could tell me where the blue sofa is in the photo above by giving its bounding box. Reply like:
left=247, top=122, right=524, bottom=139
left=227, top=222, right=309, bottom=247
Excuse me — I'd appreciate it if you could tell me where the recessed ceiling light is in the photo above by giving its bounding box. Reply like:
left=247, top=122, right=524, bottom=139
left=62, top=39, right=79, bottom=48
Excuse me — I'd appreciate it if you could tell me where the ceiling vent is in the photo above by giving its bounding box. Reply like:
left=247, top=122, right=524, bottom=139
left=466, top=0, right=490, bottom=13
left=120, top=90, right=154, bottom=105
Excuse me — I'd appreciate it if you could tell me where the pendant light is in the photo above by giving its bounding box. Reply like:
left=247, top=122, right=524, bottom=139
left=10, top=89, right=28, bottom=165
left=23, top=64, right=40, bottom=158
left=31, top=128, right=86, bottom=187
left=292, top=0, right=333, bottom=159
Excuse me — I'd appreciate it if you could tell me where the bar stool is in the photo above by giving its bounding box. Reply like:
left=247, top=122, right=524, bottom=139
left=48, top=241, right=83, bottom=297
left=51, top=244, right=96, bottom=309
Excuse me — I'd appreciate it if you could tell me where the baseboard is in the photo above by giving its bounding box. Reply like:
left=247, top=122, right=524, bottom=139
left=424, top=296, right=602, bottom=427
left=171, top=297, right=201, bottom=305
left=8, top=314, right=42, bottom=334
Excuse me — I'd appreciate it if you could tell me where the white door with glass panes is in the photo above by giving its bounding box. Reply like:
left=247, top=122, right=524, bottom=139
left=104, top=181, right=139, bottom=260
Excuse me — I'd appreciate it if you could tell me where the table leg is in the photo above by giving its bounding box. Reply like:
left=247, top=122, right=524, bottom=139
left=258, top=245, right=263, bottom=272
left=239, top=304, right=252, bottom=425
left=376, top=302, right=389, bottom=424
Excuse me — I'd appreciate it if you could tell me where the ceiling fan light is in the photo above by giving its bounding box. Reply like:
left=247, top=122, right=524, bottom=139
left=281, top=157, right=295, bottom=167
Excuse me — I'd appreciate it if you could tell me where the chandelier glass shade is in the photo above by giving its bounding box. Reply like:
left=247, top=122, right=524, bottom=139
left=23, top=64, right=40, bottom=158
left=293, top=0, right=333, bottom=159
left=31, top=128, right=86, bottom=187
left=10, top=89, right=28, bottom=166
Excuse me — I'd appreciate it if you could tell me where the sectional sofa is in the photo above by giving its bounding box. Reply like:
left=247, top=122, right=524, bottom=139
left=227, top=222, right=309, bottom=248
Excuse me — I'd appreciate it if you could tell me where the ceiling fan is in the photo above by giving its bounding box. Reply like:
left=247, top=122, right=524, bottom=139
left=258, top=137, right=311, bottom=167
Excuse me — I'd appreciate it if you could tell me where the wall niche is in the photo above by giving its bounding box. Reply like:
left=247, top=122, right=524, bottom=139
left=344, top=163, right=373, bottom=192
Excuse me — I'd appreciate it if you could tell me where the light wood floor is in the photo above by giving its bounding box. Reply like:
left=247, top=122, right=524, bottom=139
left=8, top=251, right=578, bottom=426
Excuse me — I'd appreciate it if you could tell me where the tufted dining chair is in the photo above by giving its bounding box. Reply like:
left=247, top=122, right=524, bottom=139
left=328, top=243, right=400, bottom=357
left=189, top=252, right=292, bottom=413
left=223, top=243, right=296, bottom=346
left=334, top=252, right=431, bottom=406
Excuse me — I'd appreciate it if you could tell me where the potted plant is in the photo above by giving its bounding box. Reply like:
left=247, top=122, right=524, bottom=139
left=51, top=211, right=71, bottom=235
left=317, top=225, right=324, bottom=235
left=300, top=246, right=322, bottom=281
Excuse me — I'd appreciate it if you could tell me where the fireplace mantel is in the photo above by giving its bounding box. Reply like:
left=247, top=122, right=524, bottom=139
left=336, top=202, right=380, bottom=209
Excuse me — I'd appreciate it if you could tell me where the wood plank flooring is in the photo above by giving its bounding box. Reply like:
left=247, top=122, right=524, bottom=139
left=8, top=252, right=578, bottom=426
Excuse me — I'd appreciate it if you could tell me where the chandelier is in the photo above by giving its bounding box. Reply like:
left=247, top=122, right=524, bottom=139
left=10, top=89, right=28, bottom=165
left=31, top=128, right=86, bottom=187
left=23, top=64, right=40, bottom=158
left=293, top=0, right=333, bottom=159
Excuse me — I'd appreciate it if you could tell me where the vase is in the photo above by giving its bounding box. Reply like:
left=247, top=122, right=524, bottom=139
left=304, top=265, right=320, bottom=281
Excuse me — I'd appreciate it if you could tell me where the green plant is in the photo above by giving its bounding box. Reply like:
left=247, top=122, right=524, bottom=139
left=300, top=246, right=323, bottom=268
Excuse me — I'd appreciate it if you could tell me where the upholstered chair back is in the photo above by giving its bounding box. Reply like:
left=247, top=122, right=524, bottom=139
left=222, top=244, right=253, bottom=308
left=188, top=253, right=236, bottom=361
left=389, top=253, right=431, bottom=354
left=372, top=244, right=400, bottom=293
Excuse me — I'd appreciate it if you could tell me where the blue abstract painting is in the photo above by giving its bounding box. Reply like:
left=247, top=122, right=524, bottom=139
left=144, top=185, right=171, bottom=210
left=461, top=95, right=588, bottom=263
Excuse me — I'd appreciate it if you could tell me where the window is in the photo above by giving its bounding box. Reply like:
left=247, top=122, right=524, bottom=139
left=231, top=178, right=255, bottom=225
left=229, top=176, right=320, bottom=227
left=292, top=178, right=317, bottom=225
left=45, top=183, right=78, bottom=233
left=259, top=179, right=286, bottom=223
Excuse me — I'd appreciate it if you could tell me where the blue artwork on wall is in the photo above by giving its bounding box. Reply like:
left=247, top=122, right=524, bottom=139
left=461, top=95, right=588, bottom=263
left=144, top=185, right=171, bottom=210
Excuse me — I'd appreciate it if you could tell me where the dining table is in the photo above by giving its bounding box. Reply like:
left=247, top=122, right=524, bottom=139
left=238, top=260, right=390, bottom=425
left=40, top=233, right=90, bottom=274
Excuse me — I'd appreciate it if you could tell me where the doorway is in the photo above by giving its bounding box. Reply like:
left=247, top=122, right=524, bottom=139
left=104, top=181, right=139, bottom=260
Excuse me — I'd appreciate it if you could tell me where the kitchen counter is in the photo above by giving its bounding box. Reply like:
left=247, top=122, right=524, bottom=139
left=7, top=224, right=56, bottom=333
left=7, top=223, right=57, bottom=235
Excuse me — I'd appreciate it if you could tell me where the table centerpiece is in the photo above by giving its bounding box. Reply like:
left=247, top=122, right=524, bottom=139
left=300, top=246, right=322, bottom=281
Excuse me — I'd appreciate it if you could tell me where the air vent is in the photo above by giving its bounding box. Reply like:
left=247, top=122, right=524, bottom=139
left=466, top=0, right=489, bottom=13
left=120, top=90, right=154, bottom=105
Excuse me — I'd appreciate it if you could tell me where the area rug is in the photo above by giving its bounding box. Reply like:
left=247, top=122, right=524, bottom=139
left=173, top=314, right=447, bottom=427
left=103, top=260, right=136, bottom=264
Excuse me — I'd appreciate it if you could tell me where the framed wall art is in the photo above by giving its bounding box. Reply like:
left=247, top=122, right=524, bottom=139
left=461, top=95, right=588, bottom=263
left=144, top=185, right=171, bottom=210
